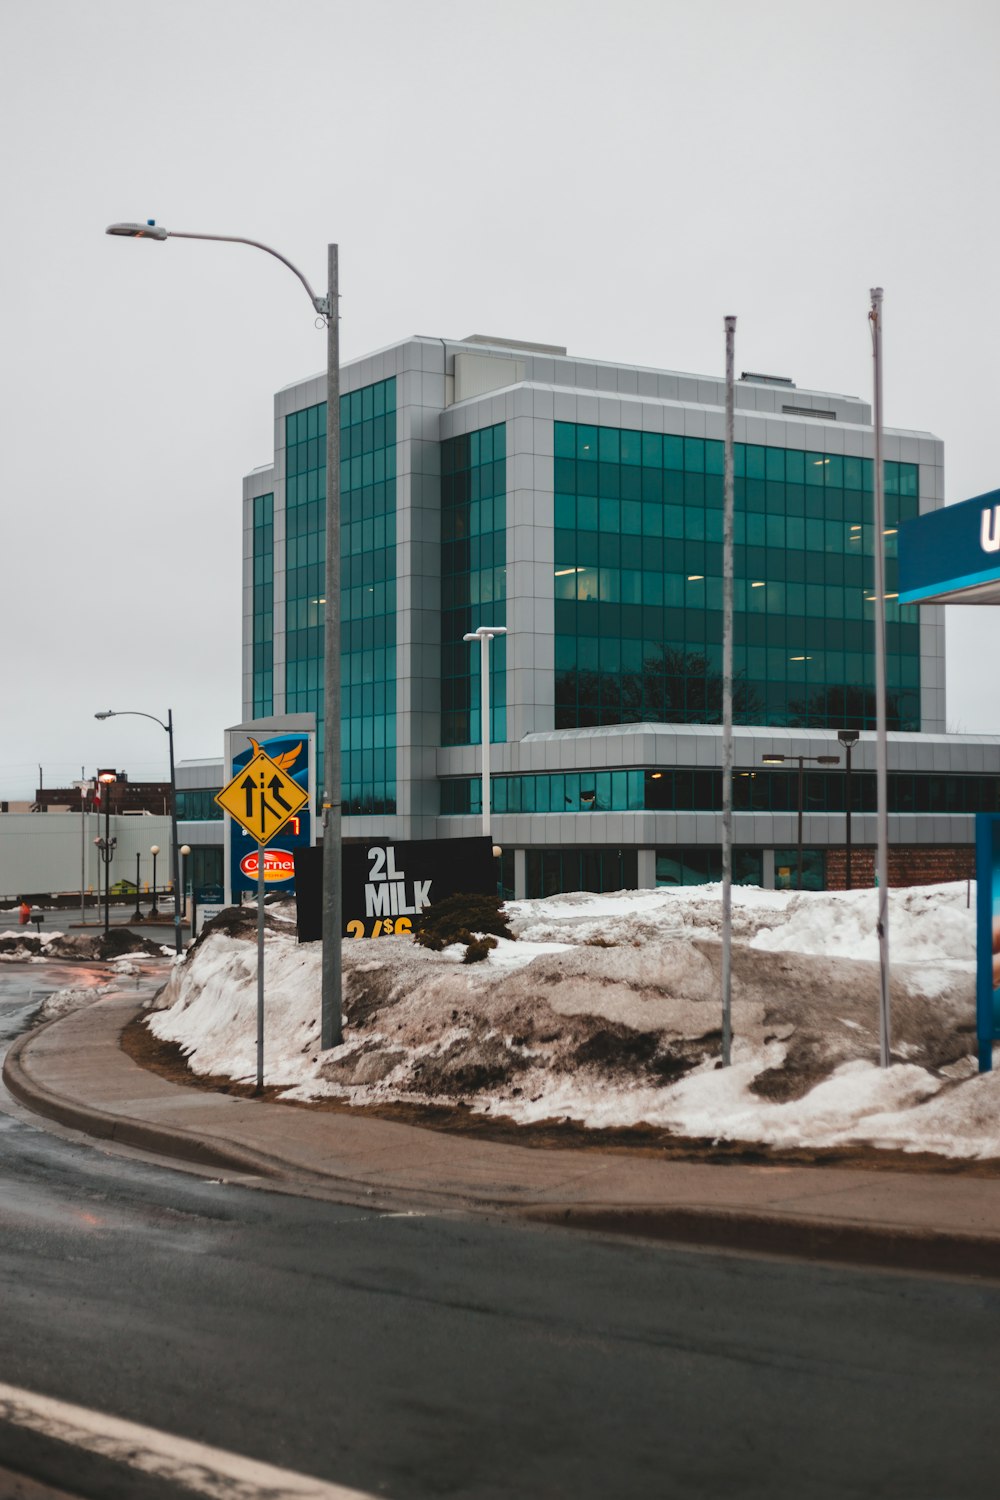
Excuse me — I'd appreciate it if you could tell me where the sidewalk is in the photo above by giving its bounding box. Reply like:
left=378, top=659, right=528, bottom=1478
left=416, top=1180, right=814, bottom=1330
left=6, top=995, right=1000, bottom=1279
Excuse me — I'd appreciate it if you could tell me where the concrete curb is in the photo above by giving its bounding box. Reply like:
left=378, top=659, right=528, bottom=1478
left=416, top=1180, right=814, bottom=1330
left=3, top=1025, right=285, bottom=1182
left=6, top=1005, right=1000, bottom=1280
left=522, top=1205, right=1000, bottom=1280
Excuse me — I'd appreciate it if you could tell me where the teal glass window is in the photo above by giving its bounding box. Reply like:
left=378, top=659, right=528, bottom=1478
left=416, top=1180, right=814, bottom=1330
left=252, top=493, right=274, bottom=717
left=440, top=766, right=997, bottom=817
left=656, top=849, right=763, bottom=887
left=441, top=423, right=507, bottom=745
left=526, top=847, right=638, bottom=898
left=553, top=422, right=920, bottom=733
left=176, top=788, right=224, bottom=821
left=284, top=379, right=397, bottom=813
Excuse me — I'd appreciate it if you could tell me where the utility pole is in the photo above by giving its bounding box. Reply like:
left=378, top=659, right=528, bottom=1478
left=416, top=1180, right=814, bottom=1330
left=321, top=243, right=343, bottom=1049
left=721, top=315, right=736, bottom=1068
left=869, top=287, right=891, bottom=1067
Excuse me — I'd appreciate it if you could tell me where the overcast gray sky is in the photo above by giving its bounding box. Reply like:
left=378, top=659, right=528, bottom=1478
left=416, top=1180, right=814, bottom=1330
left=2, top=0, right=998, bottom=798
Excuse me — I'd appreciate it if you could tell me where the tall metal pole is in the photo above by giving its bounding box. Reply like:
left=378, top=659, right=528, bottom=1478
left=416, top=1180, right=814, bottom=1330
left=721, top=315, right=736, bottom=1067
left=480, top=632, right=492, bottom=837
left=845, top=743, right=853, bottom=889
left=321, top=243, right=343, bottom=1050
left=79, top=786, right=87, bottom=926
left=796, top=757, right=804, bottom=891
left=840, top=737, right=856, bottom=890
left=105, top=221, right=340, bottom=1032
left=167, top=708, right=183, bottom=956
left=256, top=841, right=265, bottom=1092
left=870, top=288, right=891, bottom=1067
left=104, top=795, right=111, bottom=938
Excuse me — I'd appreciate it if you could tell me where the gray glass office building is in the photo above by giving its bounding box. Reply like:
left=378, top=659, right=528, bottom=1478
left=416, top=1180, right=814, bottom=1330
left=231, top=333, right=1000, bottom=897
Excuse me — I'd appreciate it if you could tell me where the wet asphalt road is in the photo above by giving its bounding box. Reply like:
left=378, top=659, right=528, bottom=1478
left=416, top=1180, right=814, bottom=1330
left=2, top=962, right=1000, bottom=1499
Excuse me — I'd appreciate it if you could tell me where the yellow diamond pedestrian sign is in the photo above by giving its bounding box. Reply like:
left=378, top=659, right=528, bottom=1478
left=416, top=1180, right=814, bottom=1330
left=215, top=751, right=309, bottom=844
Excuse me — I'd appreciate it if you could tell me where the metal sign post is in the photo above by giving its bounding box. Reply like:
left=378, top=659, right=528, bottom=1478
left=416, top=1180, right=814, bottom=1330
left=257, top=840, right=265, bottom=1091
left=215, top=750, right=309, bottom=1095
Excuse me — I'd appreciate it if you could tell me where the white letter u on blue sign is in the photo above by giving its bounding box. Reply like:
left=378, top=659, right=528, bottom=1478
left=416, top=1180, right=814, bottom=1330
left=981, top=506, right=1000, bottom=554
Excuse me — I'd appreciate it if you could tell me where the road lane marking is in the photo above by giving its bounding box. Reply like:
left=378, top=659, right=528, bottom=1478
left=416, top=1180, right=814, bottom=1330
left=0, top=1382, right=377, bottom=1499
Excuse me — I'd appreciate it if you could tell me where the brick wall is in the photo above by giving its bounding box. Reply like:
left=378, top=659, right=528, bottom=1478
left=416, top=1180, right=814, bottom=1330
left=825, top=845, right=975, bottom=890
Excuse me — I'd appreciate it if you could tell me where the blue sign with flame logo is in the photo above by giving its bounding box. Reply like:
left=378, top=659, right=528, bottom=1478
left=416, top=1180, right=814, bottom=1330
left=229, top=732, right=312, bottom=896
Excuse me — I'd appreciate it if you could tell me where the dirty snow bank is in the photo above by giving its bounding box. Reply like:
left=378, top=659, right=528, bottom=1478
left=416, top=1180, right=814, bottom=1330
left=146, top=881, right=997, bottom=1159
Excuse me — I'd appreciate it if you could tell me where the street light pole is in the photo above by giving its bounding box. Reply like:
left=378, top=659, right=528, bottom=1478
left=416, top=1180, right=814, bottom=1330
left=95, top=707, right=183, bottom=954
left=70, top=779, right=92, bottom=926
left=869, top=287, right=892, bottom=1068
left=105, top=220, right=342, bottom=1040
left=150, top=845, right=160, bottom=915
left=463, top=626, right=508, bottom=836
left=96, top=770, right=117, bottom=935
left=166, top=707, right=182, bottom=955
left=762, top=753, right=841, bottom=889
left=721, top=314, right=736, bottom=1068
left=838, top=730, right=860, bottom=889
left=321, top=243, right=342, bottom=1050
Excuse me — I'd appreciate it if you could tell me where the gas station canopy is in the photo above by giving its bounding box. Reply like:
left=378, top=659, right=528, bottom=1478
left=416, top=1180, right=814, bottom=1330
left=900, top=486, right=1000, bottom=605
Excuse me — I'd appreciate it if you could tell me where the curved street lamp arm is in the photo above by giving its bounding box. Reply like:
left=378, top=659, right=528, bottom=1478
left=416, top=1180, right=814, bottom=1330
left=97, top=708, right=169, bottom=733
left=166, top=231, right=330, bottom=317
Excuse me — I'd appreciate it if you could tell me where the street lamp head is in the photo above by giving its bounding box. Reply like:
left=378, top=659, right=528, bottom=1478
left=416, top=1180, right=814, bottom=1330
left=816, top=755, right=841, bottom=765
left=464, top=625, right=508, bottom=641
left=106, top=221, right=169, bottom=240
left=180, top=845, right=191, bottom=856
left=762, top=754, right=786, bottom=764
left=98, top=770, right=117, bottom=784
left=838, top=729, right=860, bottom=748
left=150, top=845, right=160, bottom=856
left=95, top=710, right=114, bottom=720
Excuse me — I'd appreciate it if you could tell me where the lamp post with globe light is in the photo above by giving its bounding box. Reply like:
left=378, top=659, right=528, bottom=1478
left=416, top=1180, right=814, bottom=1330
left=132, top=851, right=143, bottom=923
left=94, top=769, right=117, bottom=938
left=180, top=845, right=192, bottom=917
left=150, top=846, right=160, bottom=915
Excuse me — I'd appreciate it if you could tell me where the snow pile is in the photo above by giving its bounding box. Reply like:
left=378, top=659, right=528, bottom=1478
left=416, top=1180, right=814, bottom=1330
left=0, top=928, right=170, bottom=963
left=145, top=882, right=998, bottom=1160
left=750, top=882, right=974, bottom=965
left=37, top=983, right=114, bottom=1021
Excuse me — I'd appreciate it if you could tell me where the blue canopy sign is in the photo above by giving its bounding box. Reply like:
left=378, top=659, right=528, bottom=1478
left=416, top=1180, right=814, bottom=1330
left=899, top=486, right=1000, bottom=605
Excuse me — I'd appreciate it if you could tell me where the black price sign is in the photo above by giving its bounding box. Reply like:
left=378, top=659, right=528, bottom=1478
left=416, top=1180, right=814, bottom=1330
left=294, top=837, right=497, bottom=942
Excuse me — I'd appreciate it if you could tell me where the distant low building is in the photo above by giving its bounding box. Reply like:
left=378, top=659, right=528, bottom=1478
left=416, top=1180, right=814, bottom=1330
left=28, top=773, right=173, bottom=816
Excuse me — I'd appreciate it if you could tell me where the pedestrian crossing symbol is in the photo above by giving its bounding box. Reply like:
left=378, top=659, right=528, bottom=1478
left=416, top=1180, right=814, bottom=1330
left=215, top=751, right=309, bottom=844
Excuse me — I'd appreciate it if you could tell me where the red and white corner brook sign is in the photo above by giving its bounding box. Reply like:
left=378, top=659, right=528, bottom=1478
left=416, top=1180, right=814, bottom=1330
left=239, top=848, right=296, bottom=883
